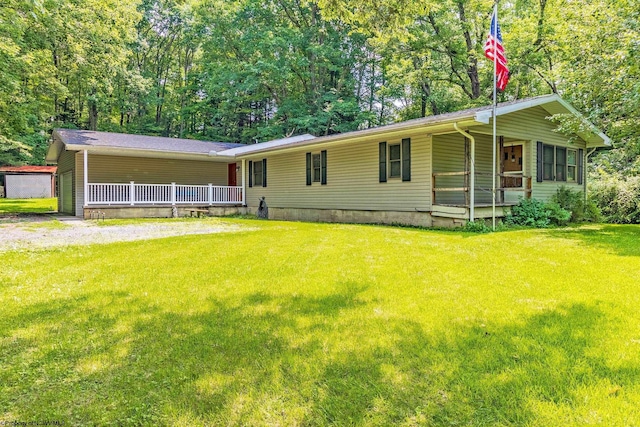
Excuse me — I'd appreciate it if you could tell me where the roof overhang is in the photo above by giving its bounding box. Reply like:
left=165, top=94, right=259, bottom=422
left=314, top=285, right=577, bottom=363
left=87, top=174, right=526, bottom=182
left=474, top=94, right=610, bottom=148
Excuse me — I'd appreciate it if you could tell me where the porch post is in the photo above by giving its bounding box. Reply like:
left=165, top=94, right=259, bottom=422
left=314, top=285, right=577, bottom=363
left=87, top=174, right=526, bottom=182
left=453, top=123, right=475, bottom=222
left=130, top=181, right=135, bottom=206
left=208, top=183, right=213, bottom=206
left=171, top=182, right=176, bottom=206
left=83, top=150, right=88, bottom=207
left=241, top=159, right=246, bottom=206
left=470, top=137, right=475, bottom=222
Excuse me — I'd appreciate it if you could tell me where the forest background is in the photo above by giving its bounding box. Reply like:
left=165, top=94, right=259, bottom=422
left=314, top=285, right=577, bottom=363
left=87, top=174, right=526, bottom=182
left=0, top=0, right=638, bottom=219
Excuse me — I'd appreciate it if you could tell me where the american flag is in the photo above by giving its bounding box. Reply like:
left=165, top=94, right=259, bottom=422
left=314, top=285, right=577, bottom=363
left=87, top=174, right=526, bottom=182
left=484, top=11, right=509, bottom=91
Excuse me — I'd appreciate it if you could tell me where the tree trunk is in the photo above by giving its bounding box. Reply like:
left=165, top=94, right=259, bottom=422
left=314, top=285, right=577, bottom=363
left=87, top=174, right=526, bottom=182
left=458, top=2, right=481, bottom=99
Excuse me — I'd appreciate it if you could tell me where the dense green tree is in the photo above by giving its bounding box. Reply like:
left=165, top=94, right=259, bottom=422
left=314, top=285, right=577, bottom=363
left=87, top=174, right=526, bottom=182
left=0, top=0, right=637, bottom=178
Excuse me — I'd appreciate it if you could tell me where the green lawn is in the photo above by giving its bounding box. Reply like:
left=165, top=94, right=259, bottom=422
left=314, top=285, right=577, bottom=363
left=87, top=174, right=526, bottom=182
left=0, top=197, right=57, bottom=214
left=1, top=219, right=640, bottom=426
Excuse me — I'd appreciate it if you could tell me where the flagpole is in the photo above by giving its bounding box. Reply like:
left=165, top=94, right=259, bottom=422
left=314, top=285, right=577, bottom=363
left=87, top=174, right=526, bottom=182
left=491, top=1, right=498, bottom=231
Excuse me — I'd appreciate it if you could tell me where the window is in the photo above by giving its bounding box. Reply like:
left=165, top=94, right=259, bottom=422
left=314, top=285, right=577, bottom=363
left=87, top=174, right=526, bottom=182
left=537, top=143, right=583, bottom=184
left=379, top=139, right=411, bottom=183
left=253, top=160, right=263, bottom=187
left=389, top=144, right=401, bottom=178
left=567, top=149, right=577, bottom=181
left=306, top=151, right=327, bottom=185
left=249, top=159, right=267, bottom=188
left=556, top=147, right=566, bottom=182
left=312, top=153, right=321, bottom=182
left=543, top=145, right=554, bottom=181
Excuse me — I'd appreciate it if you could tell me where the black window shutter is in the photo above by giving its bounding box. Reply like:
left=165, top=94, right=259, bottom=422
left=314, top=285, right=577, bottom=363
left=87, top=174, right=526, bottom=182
left=262, top=159, right=267, bottom=187
left=306, top=153, right=312, bottom=186
left=248, top=161, right=253, bottom=188
left=379, top=142, right=387, bottom=183
left=402, top=138, right=411, bottom=182
left=536, top=141, right=543, bottom=182
left=577, top=148, right=584, bottom=185
left=321, top=150, right=327, bottom=185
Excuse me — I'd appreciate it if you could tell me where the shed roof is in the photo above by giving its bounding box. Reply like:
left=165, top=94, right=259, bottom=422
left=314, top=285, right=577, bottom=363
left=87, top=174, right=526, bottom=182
left=0, top=165, right=57, bottom=174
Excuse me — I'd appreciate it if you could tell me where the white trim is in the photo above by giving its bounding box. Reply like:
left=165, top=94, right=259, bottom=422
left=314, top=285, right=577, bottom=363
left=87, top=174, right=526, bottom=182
left=83, top=150, right=88, bottom=207
left=241, top=159, right=246, bottom=206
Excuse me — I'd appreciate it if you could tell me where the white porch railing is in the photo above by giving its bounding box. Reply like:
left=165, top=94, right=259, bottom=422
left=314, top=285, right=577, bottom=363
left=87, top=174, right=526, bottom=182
left=86, top=182, right=243, bottom=206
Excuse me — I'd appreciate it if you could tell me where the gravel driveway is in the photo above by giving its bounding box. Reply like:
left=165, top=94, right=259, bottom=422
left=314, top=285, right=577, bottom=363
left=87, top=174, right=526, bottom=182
left=0, top=215, right=250, bottom=252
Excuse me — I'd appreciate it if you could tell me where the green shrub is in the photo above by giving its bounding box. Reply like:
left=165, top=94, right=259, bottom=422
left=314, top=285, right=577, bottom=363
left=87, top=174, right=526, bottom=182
left=590, top=175, right=640, bottom=224
left=552, top=186, right=584, bottom=221
left=503, top=197, right=572, bottom=228
left=545, top=201, right=572, bottom=226
left=551, top=186, right=601, bottom=222
left=504, top=198, right=551, bottom=228
left=462, top=220, right=492, bottom=233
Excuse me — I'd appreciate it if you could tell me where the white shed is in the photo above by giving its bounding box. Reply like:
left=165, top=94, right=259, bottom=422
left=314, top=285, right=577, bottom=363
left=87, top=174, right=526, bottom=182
left=0, top=166, right=57, bottom=199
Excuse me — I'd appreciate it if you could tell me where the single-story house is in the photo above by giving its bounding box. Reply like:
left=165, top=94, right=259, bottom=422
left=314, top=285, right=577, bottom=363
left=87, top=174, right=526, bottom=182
left=0, top=165, right=57, bottom=199
left=45, top=94, right=610, bottom=226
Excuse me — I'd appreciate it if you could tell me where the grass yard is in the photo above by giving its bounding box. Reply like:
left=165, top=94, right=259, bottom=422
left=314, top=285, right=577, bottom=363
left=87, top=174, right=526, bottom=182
left=1, top=218, right=640, bottom=426
left=0, top=197, right=57, bottom=214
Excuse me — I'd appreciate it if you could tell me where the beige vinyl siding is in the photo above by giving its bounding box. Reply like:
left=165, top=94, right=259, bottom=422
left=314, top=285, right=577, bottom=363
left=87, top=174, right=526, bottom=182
left=57, top=149, right=77, bottom=214
left=85, top=154, right=229, bottom=185
left=245, top=132, right=432, bottom=211
left=475, top=106, right=587, bottom=202
left=432, top=133, right=493, bottom=205
left=76, top=154, right=230, bottom=216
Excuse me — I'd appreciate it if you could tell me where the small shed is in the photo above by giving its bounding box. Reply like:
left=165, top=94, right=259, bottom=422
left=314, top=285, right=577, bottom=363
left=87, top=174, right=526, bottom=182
left=0, top=166, right=57, bottom=198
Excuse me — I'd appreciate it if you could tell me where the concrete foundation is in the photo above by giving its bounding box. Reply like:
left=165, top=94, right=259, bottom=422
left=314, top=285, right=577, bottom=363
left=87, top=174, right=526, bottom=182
left=83, top=205, right=246, bottom=219
left=247, top=206, right=434, bottom=227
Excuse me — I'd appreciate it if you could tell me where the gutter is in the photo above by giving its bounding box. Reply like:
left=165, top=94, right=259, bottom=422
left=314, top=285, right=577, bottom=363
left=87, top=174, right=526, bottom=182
left=453, top=123, right=475, bottom=222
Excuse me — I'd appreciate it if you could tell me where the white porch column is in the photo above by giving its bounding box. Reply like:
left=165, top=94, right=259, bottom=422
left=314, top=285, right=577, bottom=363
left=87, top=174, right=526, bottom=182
left=171, top=182, right=176, bottom=206
left=241, top=159, right=246, bottom=206
left=208, top=183, right=213, bottom=206
left=130, top=181, right=135, bottom=206
left=83, top=150, right=88, bottom=207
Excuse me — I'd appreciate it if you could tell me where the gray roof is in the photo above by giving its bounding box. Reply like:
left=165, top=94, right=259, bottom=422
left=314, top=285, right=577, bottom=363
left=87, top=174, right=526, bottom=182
left=53, top=129, right=244, bottom=154
left=218, top=94, right=609, bottom=156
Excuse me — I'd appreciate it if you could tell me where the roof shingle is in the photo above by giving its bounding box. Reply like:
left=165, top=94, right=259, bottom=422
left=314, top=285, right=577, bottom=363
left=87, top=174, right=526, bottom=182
left=53, top=129, right=244, bottom=155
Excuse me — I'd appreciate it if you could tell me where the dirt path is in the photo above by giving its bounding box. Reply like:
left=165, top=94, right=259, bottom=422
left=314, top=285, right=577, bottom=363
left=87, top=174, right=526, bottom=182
left=0, top=215, right=249, bottom=251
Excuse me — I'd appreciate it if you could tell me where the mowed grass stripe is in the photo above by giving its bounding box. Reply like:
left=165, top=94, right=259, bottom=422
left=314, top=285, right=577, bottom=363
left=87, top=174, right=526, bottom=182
left=1, top=218, right=639, bottom=426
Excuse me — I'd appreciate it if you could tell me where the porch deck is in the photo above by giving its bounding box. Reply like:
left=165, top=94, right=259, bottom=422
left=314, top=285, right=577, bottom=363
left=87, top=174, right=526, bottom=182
left=432, top=202, right=517, bottom=221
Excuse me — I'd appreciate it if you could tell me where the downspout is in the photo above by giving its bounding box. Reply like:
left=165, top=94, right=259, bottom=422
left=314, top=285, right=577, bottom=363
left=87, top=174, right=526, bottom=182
left=584, top=147, right=597, bottom=204
left=454, top=123, right=475, bottom=222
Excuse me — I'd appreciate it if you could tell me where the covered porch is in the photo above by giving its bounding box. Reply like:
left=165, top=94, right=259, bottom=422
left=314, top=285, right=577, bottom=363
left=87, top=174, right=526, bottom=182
left=80, top=150, right=246, bottom=213
left=431, top=131, right=532, bottom=222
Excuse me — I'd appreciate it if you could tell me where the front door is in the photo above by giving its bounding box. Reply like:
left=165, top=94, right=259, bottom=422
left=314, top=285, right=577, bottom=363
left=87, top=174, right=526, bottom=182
left=502, top=144, right=523, bottom=188
left=228, top=163, right=237, bottom=186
